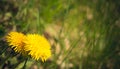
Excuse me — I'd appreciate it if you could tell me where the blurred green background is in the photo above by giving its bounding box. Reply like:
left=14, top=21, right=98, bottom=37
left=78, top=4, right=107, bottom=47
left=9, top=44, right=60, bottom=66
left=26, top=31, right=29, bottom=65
left=0, top=0, right=120, bottom=69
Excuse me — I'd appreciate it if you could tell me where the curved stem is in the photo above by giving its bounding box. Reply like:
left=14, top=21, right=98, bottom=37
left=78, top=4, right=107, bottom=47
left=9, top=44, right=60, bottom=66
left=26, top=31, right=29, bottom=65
left=22, top=58, right=28, bottom=69
left=0, top=46, right=8, bottom=55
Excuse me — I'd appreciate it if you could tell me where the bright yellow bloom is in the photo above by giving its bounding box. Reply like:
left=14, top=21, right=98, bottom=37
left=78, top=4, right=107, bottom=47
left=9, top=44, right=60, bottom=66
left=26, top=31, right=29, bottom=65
left=24, top=34, right=51, bottom=62
left=6, top=31, right=26, bottom=54
left=6, top=32, right=51, bottom=62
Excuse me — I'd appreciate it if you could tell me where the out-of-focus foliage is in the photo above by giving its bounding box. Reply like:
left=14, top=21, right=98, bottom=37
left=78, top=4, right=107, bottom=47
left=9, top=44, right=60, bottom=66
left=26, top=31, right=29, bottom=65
left=0, top=0, right=120, bottom=69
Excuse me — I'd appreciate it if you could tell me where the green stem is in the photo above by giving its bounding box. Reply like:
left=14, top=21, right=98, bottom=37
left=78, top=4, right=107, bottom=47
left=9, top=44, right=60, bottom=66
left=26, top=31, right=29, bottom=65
left=0, top=46, right=8, bottom=55
left=0, top=51, right=11, bottom=69
left=22, top=58, right=28, bottom=69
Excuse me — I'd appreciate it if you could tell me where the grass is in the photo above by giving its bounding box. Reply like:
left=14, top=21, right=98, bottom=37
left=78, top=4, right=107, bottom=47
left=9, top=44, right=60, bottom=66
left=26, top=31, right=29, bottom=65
left=0, top=0, right=120, bottom=69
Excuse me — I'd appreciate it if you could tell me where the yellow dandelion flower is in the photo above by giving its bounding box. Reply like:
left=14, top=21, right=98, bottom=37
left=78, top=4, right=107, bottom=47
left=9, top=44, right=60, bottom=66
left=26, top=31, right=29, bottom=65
left=24, top=34, right=51, bottom=62
left=6, top=31, right=26, bottom=54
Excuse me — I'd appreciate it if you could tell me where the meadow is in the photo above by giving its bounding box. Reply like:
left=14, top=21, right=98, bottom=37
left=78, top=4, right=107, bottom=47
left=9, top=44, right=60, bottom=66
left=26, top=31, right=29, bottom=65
left=0, top=0, right=120, bottom=69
